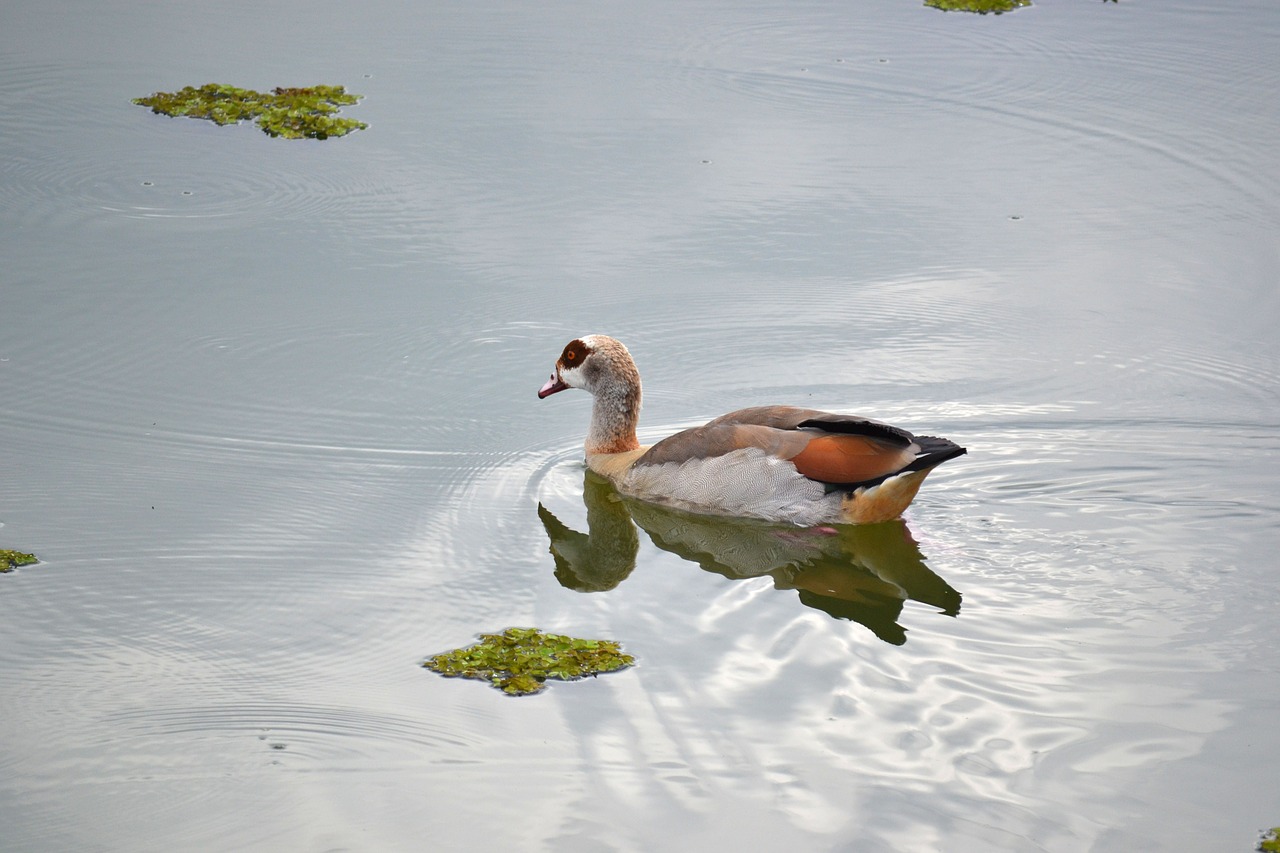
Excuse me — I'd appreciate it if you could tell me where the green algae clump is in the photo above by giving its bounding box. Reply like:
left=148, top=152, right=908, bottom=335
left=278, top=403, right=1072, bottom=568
left=925, top=0, right=1031, bottom=12
left=133, top=84, right=367, bottom=140
left=423, top=627, right=635, bottom=696
left=1260, top=827, right=1280, bottom=853
left=0, top=550, right=38, bottom=573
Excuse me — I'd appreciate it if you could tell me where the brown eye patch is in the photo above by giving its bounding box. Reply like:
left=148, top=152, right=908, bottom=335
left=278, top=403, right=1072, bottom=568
left=561, top=338, right=590, bottom=367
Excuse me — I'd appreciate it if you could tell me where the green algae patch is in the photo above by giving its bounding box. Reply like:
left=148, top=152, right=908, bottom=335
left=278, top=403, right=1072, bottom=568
left=1260, top=827, right=1280, bottom=853
left=423, top=627, right=635, bottom=696
left=925, top=0, right=1030, bottom=12
left=1, top=550, right=38, bottom=573
left=133, top=84, right=367, bottom=140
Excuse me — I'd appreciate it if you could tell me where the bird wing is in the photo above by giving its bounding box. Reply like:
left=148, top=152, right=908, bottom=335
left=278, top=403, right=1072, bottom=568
left=637, top=406, right=921, bottom=487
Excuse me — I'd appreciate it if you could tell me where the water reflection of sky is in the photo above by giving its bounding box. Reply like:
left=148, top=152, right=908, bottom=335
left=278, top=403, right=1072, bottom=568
left=2, top=0, right=1279, bottom=850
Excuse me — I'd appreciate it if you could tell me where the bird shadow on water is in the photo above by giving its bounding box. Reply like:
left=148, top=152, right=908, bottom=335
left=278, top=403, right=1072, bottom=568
left=537, top=471, right=961, bottom=645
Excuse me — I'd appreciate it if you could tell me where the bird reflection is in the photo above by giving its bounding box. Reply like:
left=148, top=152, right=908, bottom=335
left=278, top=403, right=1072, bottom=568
left=537, top=471, right=961, bottom=645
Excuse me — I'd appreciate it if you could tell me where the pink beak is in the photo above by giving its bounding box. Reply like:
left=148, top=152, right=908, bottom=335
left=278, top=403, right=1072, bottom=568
left=538, top=373, right=568, bottom=398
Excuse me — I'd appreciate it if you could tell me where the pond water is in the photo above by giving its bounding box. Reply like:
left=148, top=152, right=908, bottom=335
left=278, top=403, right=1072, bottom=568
left=2, top=0, right=1278, bottom=850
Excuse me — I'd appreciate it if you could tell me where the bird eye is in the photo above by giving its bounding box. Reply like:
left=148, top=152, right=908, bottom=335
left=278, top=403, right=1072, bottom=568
left=565, top=351, right=576, bottom=361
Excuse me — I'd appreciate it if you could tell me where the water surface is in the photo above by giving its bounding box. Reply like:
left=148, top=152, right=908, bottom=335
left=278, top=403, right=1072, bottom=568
left=2, top=0, right=1278, bottom=850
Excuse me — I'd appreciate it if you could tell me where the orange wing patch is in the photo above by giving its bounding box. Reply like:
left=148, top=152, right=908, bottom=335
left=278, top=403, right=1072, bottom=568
left=790, top=434, right=915, bottom=485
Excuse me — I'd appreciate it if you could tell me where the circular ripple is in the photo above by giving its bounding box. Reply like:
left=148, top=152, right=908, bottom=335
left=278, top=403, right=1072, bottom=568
left=106, top=701, right=484, bottom=754
left=2, top=133, right=387, bottom=226
left=655, top=5, right=1279, bottom=225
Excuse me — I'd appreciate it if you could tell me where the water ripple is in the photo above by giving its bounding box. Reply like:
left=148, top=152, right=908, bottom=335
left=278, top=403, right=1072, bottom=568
left=660, top=5, right=1279, bottom=225
left=0, top=59, right=384, bottom=228
left=106, top=701, right=482, bottom=754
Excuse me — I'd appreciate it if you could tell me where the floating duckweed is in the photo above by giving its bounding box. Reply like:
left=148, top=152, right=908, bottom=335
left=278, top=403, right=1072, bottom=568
left=925, top=0, right=1031, bottom=12
left=133, top=83, right=367, bottom=140
left=0, top=550, right=38, bottom=573
left=423, top=627, right=635, bottom=696
left=1261, top=827, right=1280, bottom=853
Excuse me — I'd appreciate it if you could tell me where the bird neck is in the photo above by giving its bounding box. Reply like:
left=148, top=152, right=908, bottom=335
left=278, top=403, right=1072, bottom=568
left=586, top=382, right=641, bottom=455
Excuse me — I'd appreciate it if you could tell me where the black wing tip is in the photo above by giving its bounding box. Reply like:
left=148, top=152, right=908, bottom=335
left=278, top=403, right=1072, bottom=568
left=795, top=417, right=915, bottom=447
left=911, top=436, right=968, bottom=468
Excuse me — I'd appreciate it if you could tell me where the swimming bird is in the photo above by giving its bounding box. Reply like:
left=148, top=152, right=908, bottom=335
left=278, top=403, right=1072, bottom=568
left=538, top=335, right=966, bottom=526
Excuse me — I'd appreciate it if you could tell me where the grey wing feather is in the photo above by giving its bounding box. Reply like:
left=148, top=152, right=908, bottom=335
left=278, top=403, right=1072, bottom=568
left=704, top=405, right=916, bottom=447
left=637, top=422, right=811, bottom=466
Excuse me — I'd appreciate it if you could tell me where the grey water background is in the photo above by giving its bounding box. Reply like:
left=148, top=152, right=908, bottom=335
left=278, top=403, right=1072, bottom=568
left=2, top=0, right=1279, bottom=850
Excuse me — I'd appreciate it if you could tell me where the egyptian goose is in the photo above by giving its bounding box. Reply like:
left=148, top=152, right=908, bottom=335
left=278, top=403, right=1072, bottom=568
left=538, top=335, right=966, bottom=526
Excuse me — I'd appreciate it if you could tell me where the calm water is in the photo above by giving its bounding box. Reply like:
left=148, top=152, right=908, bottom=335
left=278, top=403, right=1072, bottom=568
left=2, top=0, right=1279, bottom=850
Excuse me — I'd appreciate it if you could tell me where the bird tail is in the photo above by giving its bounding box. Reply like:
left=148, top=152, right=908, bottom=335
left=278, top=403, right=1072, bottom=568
left=905, top=436, right=967, bottom=474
